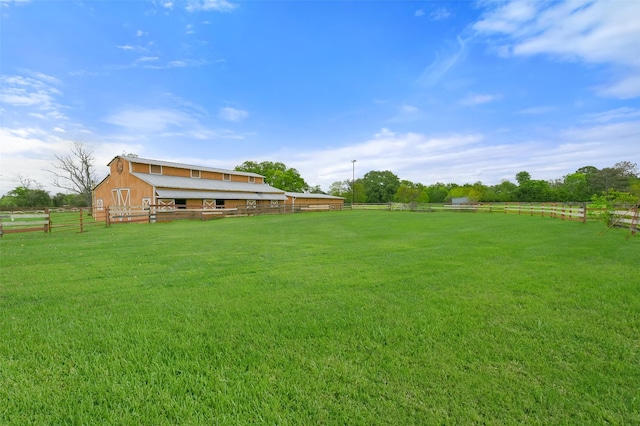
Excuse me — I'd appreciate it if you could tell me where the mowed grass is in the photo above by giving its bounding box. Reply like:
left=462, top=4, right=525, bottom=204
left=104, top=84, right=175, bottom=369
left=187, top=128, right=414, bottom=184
left=1, top=211, right=639, bottom=424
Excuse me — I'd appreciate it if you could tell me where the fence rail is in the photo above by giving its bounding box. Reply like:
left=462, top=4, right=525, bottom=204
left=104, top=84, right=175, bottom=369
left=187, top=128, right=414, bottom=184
left=2, top=202, right=636, bottom=236
left=440, top=202, right=587, bottom=222
left=106, top=203, right=345, bottom=225
left=608, top=208, right=639, bottom=235
left=0, top=208, right=106, bottom=237
left=0, top=210, right=50, bottom=236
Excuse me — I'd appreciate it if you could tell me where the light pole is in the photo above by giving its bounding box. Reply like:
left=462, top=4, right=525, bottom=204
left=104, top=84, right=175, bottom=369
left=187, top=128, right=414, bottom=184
left=351, top=159, right=356, bottom=205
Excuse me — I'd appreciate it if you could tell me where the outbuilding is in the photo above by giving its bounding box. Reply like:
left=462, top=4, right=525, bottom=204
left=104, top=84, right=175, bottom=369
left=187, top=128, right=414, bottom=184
left=92, top=155, right=344, bottom=220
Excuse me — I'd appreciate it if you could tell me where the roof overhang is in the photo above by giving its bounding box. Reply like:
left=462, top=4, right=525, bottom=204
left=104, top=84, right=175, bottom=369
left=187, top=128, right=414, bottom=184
left=156, top=189, right=287, bottom=201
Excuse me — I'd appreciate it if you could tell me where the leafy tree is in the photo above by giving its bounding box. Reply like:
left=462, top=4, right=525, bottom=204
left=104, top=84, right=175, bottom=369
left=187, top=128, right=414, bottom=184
left=361, top=170, right=400, bottom=203
left=588, top=190, right=638, bottom=225
left=467, top=181, right=488, bottom=202
left=483, top=180, right=517, bottom=202
left=352, top=179, right=367, bottom=203
left=425, top=183, right=450, bottom=203
left=235, top=161, right=309, bottom=192
left=448, top=186, right=469, bottom=200
left=561, top=172, right=590, bottom=201
left=0, top=186, right=52, bottom=208
left=307, top=185, right=325, bottom=194
left=515, top=171, right=531, bottom=186
left=48, top=142, right=96, bottom=207
left=516, top=179, right=551, bottom=202
left=328, top=180, right=350, bottom=198
left=394, top=180, right=429, bottom=203
left=590, top=161, right=638, bottom=196
left=52, top=192, right=89, bottom=207
left=630, top=178, right=640, bottom=198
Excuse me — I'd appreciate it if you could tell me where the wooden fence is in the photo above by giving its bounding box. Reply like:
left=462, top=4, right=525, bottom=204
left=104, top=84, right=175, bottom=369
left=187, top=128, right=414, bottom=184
left=350, top=202, right=587, bottom=222
left=607, top=206, right=639, bottom=235
left=0, top=210, right=50, bottom=236
left=2, top=202, right=635, bottom=236
left=106, top=203, right=344, bottom=225
left=440, top=202, right=587, bottom=223
left=0, top=208, right=106, bottom=237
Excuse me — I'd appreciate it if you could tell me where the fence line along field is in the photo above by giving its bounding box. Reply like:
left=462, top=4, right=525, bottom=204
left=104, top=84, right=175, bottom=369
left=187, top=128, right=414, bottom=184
left=1, top=211, right=638, bottom=424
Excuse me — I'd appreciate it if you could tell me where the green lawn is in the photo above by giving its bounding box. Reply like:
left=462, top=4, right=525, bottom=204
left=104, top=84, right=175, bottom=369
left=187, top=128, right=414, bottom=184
left=1, top=211, right=638, bottom=424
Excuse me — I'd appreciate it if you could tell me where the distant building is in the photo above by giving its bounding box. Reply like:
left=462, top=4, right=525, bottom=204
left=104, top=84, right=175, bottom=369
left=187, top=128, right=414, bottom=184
left=451, top=196, right=470, bottom=205
left=92, top=155, right=343, bottom=220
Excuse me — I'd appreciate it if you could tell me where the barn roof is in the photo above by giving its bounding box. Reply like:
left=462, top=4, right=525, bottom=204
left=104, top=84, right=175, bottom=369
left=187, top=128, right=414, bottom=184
left=114, top=155, right=263, bottom=178
left=132, top=172, right=286, bottom=197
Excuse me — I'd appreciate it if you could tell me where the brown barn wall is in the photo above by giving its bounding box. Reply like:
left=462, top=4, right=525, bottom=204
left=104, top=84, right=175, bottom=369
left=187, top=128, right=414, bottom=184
left=131, top=163, right=149, bottom=173
left=93, top=158, right=154, bottom=220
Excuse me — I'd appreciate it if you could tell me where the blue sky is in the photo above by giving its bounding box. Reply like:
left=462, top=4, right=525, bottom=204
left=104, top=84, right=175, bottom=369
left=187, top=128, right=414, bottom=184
left=1, top=0, right=639, bottom=195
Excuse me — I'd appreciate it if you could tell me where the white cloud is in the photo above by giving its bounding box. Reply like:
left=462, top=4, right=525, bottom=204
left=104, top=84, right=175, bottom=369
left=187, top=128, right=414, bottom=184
left=474, top=0, right=640, bottom=99
left=135, top=30, right=148, bottom=37
left=429, top=7, right=452, bottom=21
left=414, top=9, right=424, bottom=17
left=140, top=59, right=206, bottom=69
left=0, top=0, right=30, bottom=6
left=105, top=108, right=196, bottom=133
left=401, top=104, right=419, bottom=114
left=0, top=74, right=67, bottom=119
left=459, top=93, right=500, bottom=106
left=515, top=106, right=556, bottom=115
left=417, top=36, right=468, bottom=87
left=584, top=107, right=640, bottom=123
left=186, top=0, right=236, bottom=12
left=596, top=74, right=640, bottom=99
left=263, top=114, right=640, bottom=191
left=116, top=45, right=135, bottom=50
left=218, top=107, right=248, bottom=122
left=136, top=56, right=159, bottom=63
left=0, top=125, right=142, bottom=195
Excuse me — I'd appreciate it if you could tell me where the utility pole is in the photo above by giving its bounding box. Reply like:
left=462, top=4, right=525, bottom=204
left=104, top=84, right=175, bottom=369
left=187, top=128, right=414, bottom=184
left=351, top=159, right=356, bottom=205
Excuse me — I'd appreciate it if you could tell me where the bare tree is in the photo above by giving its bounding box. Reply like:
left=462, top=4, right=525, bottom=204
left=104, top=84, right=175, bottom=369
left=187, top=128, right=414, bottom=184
left=48, top=142, right=96, bottom=207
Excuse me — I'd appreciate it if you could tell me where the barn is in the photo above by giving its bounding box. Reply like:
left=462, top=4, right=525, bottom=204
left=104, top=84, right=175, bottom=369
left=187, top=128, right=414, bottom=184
left=92, top=155, right=343, bottom=220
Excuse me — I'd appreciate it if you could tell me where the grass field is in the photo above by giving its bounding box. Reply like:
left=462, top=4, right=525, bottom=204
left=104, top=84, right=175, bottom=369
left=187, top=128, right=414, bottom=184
left=1, top=211, right=638, bottom=424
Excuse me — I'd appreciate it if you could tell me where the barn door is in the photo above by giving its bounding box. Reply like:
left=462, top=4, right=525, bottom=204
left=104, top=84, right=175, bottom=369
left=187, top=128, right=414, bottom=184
left=110, top=188, right=131, bottom=220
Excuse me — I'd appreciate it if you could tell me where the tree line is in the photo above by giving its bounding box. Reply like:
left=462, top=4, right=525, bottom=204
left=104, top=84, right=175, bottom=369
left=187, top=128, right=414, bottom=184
left=327, top=161, right=639, bottom=204
left=2, top=147, right=637, bottom=209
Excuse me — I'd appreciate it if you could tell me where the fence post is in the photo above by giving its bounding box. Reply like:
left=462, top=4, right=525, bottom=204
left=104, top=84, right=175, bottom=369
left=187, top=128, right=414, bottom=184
left=106, top=206, right=111, bottom=227
left=582, top=203, right=587, bottom=223
left=79, top=208, right=84, bottom=233
left=45, top=207, right=51, bottom=233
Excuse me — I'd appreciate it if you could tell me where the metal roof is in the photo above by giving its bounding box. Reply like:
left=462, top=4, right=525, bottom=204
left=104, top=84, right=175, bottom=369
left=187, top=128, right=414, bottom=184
left=114, top=155, right=263, bottom=178
left=156, top=190, right=287, bottom=201
left=132, top=172, right=285, bottom=193
left=285, top=192, right=345, bottom=200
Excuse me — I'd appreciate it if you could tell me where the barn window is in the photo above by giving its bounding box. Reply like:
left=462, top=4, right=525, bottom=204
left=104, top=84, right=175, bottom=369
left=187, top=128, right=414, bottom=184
left=191, top=169, right=200, bottom=178
left=247, top=200, right=256, bottom=209
left=248, top=176, right=255, bottom=183
left=175, top=199, right=187, bottom=209
left=223, top=173, right=231, bottom=181
left=150, top=164, right=162, bottom=174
